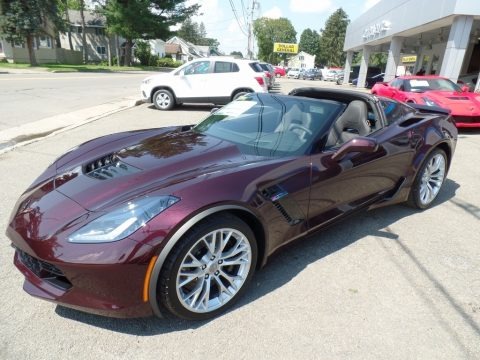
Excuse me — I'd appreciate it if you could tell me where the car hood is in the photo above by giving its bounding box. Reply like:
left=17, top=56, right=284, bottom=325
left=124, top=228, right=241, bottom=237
left=421, top=91, right=480, bottom=115
left=49, top=128, right=256, bottom=211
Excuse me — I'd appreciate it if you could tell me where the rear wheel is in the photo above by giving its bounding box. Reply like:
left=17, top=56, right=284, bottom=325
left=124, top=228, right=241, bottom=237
left=153, top=89, right=175, bottom=110
left=158, top=214, right=257, bottom=320
left=407, top=148, right=447, bottom=209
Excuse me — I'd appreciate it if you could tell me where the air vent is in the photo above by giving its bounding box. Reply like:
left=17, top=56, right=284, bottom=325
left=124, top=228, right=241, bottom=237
left=261, top=185, right=302, bottom=225
left=84, top=154, right=140, bottom=180
left=446, top=96, right=469, bottom=100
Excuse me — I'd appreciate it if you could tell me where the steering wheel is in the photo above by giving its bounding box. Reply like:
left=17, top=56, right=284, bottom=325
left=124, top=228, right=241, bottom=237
left=288, top=124, right=312, bottom=135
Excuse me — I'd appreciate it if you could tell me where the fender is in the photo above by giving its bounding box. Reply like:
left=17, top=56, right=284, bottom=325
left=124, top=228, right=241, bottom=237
left=148, top=204, right=257, bottom=318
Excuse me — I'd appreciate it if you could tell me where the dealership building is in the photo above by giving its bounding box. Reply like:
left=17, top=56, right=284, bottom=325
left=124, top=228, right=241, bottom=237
left=343, top=0, right=480, bottom=89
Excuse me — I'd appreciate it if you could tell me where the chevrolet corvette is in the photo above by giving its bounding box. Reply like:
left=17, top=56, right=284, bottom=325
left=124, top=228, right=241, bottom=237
left=7, top=88, right=457, bottom=320
left=371, top=75, right=480, bottom=128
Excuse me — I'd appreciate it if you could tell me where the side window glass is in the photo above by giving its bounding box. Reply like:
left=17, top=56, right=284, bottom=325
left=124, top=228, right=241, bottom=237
left=379, top=99, right=404, bottom=125
left=183, top=61, right=211, bottom=75
left=214, top=61, right=239, bottom=73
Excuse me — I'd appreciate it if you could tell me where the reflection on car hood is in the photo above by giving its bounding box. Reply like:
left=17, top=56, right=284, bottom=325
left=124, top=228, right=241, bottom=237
left=422, top=91, right=480, bottom=115
left=53, top=129, right=255, bottom=211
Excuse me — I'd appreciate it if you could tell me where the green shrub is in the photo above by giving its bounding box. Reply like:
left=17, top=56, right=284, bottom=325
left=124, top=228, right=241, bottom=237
left=134, top=41, right=151, bottom=66
left=156, top=57, right=182, bottom=68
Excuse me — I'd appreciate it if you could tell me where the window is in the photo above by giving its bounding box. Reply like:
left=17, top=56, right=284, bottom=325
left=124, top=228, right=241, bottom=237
left=0, top=40, right=3, bottom=54
left=379, top=99, right=416, bottom=125
left=183, top=61, right=211, bottom=75
left=38, top=36, right=51, bottom=48
left=214, top=61, right=239, bottom=73
left=96, top=46, right=106, bottom=55
left=299, top=56, right=304, bottom=60
left=390, top=78, right=403, bottom=89
left=95, top=28, right=105, bottom=36
left=77, top=26, right=82, bottom=34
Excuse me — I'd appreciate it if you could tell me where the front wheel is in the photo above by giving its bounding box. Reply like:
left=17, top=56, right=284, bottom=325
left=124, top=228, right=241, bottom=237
left=153, top=89, right=175, bottom=110
left=232, top=90, right=251, bottom=101
left=407, top=148, right=447, bottom=209
left=158, top=214, right=257, bottom=320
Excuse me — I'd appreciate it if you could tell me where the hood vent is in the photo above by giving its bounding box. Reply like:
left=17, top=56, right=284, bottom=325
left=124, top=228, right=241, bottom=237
left=446, top=96, right=469, bottom=100
left=84, top=153, right=140, bottom=180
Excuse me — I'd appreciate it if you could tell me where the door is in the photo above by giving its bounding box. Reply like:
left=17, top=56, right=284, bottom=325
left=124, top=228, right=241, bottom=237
left=174, top=60, right=212, bottom=101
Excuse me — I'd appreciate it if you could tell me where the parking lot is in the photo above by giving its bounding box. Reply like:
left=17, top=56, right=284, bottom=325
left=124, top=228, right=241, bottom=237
left=1, top=77, right=479, bottom=359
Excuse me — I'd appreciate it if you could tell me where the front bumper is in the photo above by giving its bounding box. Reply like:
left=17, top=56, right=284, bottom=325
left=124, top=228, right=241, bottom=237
left=9, top=234, right=157, bottom=318
left=452, top=115, right=480, bottom=128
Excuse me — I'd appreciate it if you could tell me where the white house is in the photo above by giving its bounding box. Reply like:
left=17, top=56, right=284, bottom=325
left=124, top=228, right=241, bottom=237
left=287, top=51, right=316, bottom=69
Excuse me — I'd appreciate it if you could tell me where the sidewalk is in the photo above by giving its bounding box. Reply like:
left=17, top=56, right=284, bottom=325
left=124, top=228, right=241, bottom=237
left=0, top=96, right=142, bottom=154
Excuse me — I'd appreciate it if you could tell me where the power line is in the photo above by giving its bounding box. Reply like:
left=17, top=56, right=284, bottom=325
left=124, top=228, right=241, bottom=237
left=229, top=0, right=249, bottom=36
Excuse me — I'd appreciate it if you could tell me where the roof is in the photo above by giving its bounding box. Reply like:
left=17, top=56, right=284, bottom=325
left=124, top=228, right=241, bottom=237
left=165, top=43, right=182, bottom=54
left=67, top=9, right=106, bottom=27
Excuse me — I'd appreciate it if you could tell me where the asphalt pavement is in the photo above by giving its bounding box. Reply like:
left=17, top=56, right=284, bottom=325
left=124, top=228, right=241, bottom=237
left=0, top=76, right=479, bottom=359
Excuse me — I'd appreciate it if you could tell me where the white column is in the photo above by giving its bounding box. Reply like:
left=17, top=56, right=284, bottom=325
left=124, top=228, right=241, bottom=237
left=439, top=15, right=473, bottom=82
left=384, top=37, right=403, bottom=82
left=357, top=46, right=372, bottom=88
left=343, top=51, right=353, bottom=84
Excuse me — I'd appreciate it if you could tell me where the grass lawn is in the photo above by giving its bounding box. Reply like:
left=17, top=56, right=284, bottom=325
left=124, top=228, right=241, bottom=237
left=0, top=62, right=167, bottom=72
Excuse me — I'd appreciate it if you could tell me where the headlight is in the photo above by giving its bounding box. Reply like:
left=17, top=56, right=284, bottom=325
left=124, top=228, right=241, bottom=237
left=422, top=97, right=439, bottom=107
left=68, top=195, right=179, bottom=243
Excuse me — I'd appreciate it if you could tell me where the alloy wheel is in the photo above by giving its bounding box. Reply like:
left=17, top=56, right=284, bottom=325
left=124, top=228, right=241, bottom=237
left=419, top=153, right=446, bottom=206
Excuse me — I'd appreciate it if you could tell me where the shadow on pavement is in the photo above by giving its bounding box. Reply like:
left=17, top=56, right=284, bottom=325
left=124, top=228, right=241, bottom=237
left=55, top=179, right=473, bottom=339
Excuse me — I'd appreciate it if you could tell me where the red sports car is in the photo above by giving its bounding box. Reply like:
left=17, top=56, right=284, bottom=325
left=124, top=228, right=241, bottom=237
left=7, top=89, right=457, bottom=320
left=371, top=75, right=480, bottom=128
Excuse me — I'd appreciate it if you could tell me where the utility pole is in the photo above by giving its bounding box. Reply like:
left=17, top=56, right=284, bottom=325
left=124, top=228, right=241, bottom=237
left=247, top=0, right=258, bottom=59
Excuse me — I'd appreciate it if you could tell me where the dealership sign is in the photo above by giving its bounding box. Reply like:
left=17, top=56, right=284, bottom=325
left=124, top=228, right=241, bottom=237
left=363, top=20, right=391, bottom=41
left=273, top=43, right=299, bottom=54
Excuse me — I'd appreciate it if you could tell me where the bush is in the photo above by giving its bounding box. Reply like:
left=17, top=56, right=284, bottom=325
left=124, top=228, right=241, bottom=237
left=156, top=57, right=182, bottom=68
left=134, top=40, right=151, bottom=66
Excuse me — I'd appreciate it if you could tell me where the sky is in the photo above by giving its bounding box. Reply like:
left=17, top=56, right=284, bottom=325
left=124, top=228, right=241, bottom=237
left=186, top=0, right=381, bottom=55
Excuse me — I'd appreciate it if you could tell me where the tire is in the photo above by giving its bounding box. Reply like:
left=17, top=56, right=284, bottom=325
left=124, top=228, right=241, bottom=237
left=153, top=89, right=175, bottom=110
left=407, top=148, right=447, bottom=209
left=158, top=214, right=257, bottom=320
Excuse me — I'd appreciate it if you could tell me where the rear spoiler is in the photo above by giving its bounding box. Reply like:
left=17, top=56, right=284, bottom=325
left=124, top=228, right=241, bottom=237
left=408, top=103, right=451, bottom=115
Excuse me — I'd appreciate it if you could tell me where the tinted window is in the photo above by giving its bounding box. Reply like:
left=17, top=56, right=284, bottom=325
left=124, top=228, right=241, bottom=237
left=379, top=99, right=416, bottom=125
left=390, top=79, right=403, bottom=89
left=214, top=61, right=239, bottom=73
left=183, top=61, right=210, bottom=75
left=249, top=62, right=264, bottom=73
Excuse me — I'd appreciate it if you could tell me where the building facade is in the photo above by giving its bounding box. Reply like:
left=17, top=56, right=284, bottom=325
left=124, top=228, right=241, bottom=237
left=343, top=0, right=480, bottom=89
left=287, top=51, right=316, bottom=69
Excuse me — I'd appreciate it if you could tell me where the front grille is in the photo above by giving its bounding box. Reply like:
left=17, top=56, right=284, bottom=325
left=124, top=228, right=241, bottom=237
left=453, top=116, right=480, bottom=124
left=17, top=249, right=72, bottom=291
left=84, top=153, right=140, bottom=180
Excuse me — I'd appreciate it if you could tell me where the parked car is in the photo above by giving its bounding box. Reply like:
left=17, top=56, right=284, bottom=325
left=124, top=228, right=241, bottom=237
left=7, top=88, right=457, bottom=320
left=287, top=68, right=301, bottom=78
left=258, top=62, right=276, bottom=89
left=457, top=72, right=478, bottom=92
left=352, top=73, right=385, bottom=88
left=274, top=66, right=286, bottom=77
left=140, top=57, right=268, bottom=110
left=301, top=68, right=322, bottom=80
left=371, top=75, right=480, bottom=127
left=337, top=66, right=382, bottom=85
left=323, top=69, right=342, bottom=81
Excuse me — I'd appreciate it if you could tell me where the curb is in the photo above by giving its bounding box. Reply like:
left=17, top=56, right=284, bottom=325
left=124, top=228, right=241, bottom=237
left=0, top=97, right=143, bottom=155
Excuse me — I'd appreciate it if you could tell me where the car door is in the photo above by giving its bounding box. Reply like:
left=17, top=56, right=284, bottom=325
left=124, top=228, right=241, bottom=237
left=173, top=60, right=212, bottom=102
left=208, top=60, right=241, bottom=104
left=307, top=99, right=413, bottom=230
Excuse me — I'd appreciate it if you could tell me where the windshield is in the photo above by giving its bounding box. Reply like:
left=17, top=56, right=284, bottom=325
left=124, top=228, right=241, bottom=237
left=406, top=78, right=462, bottom=92
left=193, top=93, right=345, bottom=157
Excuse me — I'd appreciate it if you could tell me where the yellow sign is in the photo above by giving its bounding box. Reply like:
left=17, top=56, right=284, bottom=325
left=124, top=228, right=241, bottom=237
left=402, top=55, right=417, bottom=63
left=273, top=43, right=299, bottom=54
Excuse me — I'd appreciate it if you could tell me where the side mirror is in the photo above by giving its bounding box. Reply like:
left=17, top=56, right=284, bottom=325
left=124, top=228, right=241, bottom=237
left=461, top=85, right=470, bottom=93
left=331, top=137, right=378, bottom=161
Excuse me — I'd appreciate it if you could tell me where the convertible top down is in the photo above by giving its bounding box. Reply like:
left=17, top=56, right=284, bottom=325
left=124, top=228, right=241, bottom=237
left=7, top=88, right=457, bottom=320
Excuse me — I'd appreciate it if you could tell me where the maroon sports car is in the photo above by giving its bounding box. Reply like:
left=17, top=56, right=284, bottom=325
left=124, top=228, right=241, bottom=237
left=7, top=88, right=457, bottom=320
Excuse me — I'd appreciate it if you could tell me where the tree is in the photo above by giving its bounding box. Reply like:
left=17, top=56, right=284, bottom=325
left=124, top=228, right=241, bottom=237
left=102, top=0, right=200, bottom=66
left=230, top=51, right=243, bottom=58
left=0, top=0, right=65, bottom=66
left=299, top=28, right=320, bottom=63
left=318, top=8, right=349, bottom=67
left=253, top=17, right=296, bottom=64
left=177, top=18, right=201, bottom=44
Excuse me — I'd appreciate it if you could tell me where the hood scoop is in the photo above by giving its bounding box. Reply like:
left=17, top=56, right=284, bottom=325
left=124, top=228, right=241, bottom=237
left=446, top=96, right=469, bottom=100
left=84, top=153, right=140, bottom=180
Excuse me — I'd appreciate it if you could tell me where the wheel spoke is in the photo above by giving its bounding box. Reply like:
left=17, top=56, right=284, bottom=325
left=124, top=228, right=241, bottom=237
left=176, top=226, right=252, bottom=314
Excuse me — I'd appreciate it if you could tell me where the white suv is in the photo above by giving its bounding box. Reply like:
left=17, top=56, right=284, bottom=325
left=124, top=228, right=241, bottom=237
left=141, top=57, right=268, bottom=110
